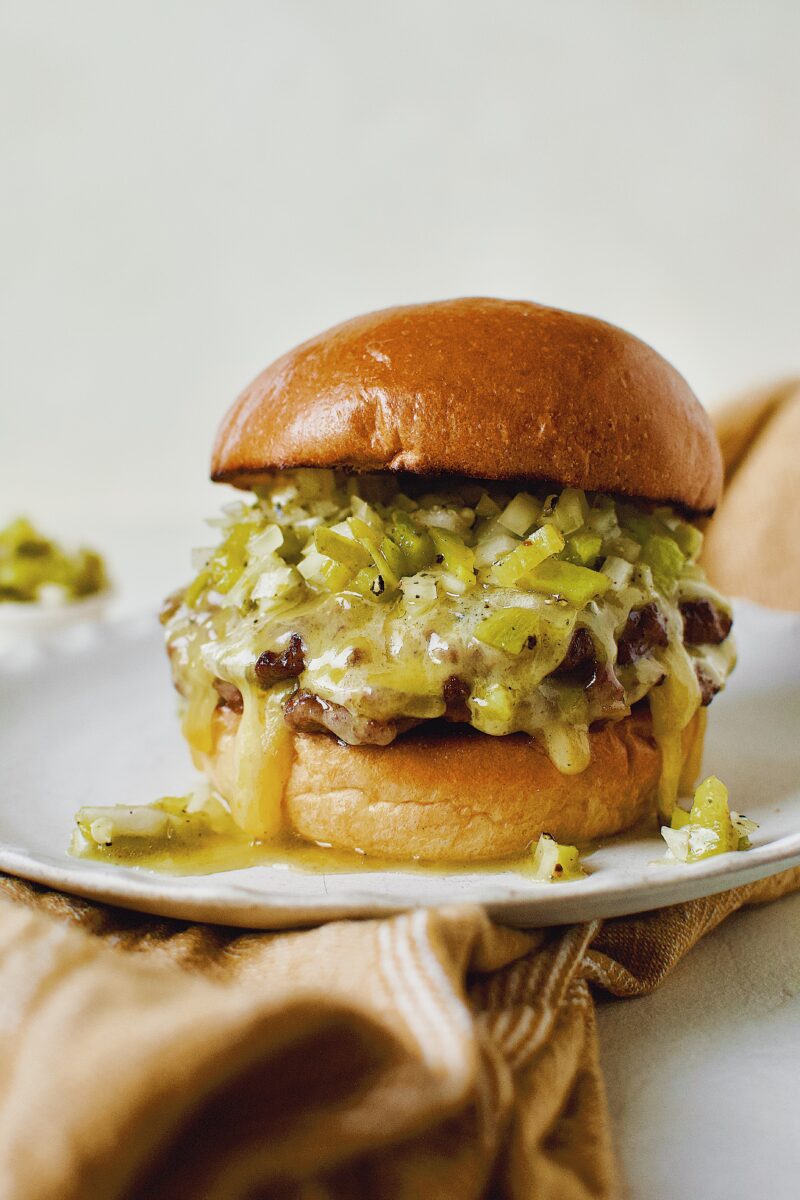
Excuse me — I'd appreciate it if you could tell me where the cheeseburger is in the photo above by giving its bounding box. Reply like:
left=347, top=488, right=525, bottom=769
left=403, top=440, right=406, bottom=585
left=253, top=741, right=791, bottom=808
left=162, top=298, right=735, bottom=862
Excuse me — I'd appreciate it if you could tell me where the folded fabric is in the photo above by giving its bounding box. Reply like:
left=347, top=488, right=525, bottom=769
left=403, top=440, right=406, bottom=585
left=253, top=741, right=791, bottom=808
left=0, top=869, right=798, bottom=1200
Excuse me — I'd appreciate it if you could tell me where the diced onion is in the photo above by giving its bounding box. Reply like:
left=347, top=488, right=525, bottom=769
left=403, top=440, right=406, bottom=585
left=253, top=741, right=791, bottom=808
left=660, top=775, right=758, bottom=862
left=473, top=532, right=519, bottom=569
left=400, top=573, right=438, bottom=611
left=497, top=492, right=540, bottom=537
left=251, top=564, right=297, bottom=600
left=297, top=548, right=329, bottom=581
left=475, top=492, right=501, bottom=518
left=732, top=812, right=759, bottom=841
left=415, top=505, right=474, bottom=534
left=248, top=524, right=284, bottom=558
left=530, top=833, right=586, bottom=881
left=350, top=496, right=384, bottom=530
left=554, top=488, right=589, bottom=534
left=602, top=556, right=634, bottom=589
left=400, top=572, right=438, bottom=605
left=440, top=571, right=471, bottom=595
left=660, top=824, right=690, bottom=861
left=81, top=806, right=172, bottom=842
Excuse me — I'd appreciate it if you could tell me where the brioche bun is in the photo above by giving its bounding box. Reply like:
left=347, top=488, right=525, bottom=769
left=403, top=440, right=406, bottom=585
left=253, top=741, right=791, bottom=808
left=703, top=385, right=800, bottom=610
left=211, top=297, right=722, bottom=514
left=199, top=708, right=703, bottom=862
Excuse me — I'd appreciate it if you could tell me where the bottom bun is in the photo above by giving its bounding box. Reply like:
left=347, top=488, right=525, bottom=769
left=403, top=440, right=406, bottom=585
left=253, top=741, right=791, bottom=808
left=199, top=707, right=704, bottom=862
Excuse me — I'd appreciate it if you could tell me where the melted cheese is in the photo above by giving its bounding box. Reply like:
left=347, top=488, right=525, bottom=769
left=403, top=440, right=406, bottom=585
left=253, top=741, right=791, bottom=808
left=648, top=638, right=702, bottom=818
left=230, top=681, right=295, bottom=837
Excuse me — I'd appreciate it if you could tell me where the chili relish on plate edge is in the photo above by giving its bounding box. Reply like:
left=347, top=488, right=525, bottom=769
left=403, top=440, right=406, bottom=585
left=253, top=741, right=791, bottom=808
left=73, top=298, right=746, bottom=876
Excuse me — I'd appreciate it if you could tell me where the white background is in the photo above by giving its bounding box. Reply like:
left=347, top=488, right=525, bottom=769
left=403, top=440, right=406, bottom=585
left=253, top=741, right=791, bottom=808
left=1, top=5, right=799, bottom=1196
left=2, top=0, right=799, bottom=537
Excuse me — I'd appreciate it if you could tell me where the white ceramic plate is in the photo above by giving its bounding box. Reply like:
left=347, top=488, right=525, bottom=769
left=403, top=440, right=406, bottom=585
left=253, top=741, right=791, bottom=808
left=0, top=592, right=111, bottom=645
left=0, top=602, right=798, bottom=928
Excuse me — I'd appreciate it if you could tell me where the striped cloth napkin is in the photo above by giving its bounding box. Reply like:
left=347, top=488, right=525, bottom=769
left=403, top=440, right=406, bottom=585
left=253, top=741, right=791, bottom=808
left=1, top=871, right=798, bottom=1200
left=0, top=379, right=797, bottom=1200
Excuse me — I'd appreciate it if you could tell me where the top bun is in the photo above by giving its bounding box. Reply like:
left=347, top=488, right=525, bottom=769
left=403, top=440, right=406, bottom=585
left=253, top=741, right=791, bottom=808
left=211, top=298, right=722, bottom=513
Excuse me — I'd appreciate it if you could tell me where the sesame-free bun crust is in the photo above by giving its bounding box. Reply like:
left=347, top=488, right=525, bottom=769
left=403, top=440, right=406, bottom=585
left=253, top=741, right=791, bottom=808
left=212, top=298, right=722, bottom=513
left=703, top=386, right=800, bottom=610
left=200, top=709, right=703, bottom=862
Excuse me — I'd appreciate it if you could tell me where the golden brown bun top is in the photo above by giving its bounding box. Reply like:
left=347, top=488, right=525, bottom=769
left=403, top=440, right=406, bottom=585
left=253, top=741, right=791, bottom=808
left=211, top=298, right=723, bottom=513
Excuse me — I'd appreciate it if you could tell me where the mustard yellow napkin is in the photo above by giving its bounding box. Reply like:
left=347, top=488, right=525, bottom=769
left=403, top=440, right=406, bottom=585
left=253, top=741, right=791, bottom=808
left=1, top=870, right=798, bottom=1200
left=1, top=378, right=799, bottom=1200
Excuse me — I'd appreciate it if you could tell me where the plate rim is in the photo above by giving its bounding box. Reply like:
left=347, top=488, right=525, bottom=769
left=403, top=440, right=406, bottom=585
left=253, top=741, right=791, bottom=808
left=2, top=834, right=799, bottom=929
